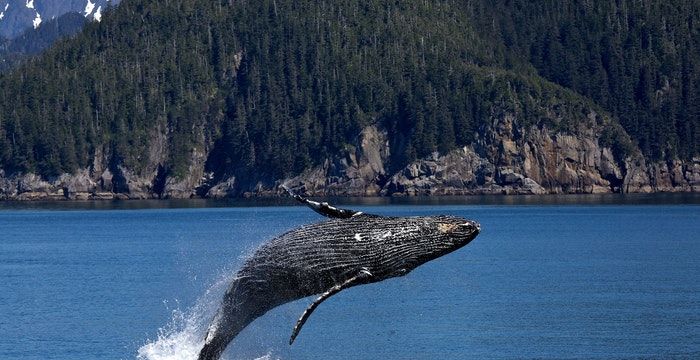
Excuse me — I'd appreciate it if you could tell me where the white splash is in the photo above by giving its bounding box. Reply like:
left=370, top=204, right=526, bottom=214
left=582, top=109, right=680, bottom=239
left=252, top=354, right=276, bottom=360
left=25, top=0, right=33, bottom=9
left=137, top=308, right=204, bottom=360
left=0, top=12, right=4, bottom=21
left=32, top=11, right=41, bottom=28
left=93, top=5, right=101, bottom=22
left=137, top=271, right=237, bottom=360
left=137, top=245, right=283, bottom=360
left=354, top=233, right=363, bottom=241
left=84, top=0, right=95, bottom=17
left=4, top=3, right=8, bottom=11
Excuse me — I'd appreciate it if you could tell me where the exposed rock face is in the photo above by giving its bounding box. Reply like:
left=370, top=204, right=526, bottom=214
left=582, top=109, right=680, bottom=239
left=0, top=112, right=697, bottom=200
left=0, top=127, right=211, bottom=201
left=381, top=147, right=505, bottom=196
left=280, top=125, right=391, bottom=196
left=645, top=159, right=700, bottom=192
left=467, top=111, right=623, bottom=194
left=276, top=110, right=699, bottom=197
left=0, top=170, right=96, bottom=200
left=162, top=145, right=208, bottom=199
left=60, top=169, right=97, bottom=200
left=206, top=176, right=237, bottom=199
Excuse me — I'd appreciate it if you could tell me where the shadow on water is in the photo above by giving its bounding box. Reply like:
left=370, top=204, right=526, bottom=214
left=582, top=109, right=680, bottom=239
left=0, top=193, right=698, bottom=211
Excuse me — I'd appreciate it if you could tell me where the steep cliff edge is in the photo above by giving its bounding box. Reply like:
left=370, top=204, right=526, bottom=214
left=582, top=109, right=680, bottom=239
left=275, top=113, right=699, bottom=197
left=0, top=126, right=211, bottom=200
left=1, top=119, right=697, bottom=200
left=2, top=102, right=697, bottom=200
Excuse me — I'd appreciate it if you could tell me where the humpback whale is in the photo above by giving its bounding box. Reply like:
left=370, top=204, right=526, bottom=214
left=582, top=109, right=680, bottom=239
left=197, top=188, right=480, bottom=360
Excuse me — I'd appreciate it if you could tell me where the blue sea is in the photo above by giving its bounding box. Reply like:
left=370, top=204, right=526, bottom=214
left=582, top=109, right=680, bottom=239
left=1, top=195, right=699, bottom=359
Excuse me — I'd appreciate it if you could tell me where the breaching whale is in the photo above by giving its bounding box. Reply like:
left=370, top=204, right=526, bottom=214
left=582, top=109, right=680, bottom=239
left=197, top=188, right=481, bottom=360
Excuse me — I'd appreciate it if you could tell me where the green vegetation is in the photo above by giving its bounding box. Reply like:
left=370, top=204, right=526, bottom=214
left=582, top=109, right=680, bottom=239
left=469, top=0, right=700, bottom=160
left=0, top=0, right=697, bottom=185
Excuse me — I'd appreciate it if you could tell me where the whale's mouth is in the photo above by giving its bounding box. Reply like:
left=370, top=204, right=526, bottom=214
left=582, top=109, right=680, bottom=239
left=453, top=220, right=481, bottom=249
left=460, top=221, right=480, bottom=234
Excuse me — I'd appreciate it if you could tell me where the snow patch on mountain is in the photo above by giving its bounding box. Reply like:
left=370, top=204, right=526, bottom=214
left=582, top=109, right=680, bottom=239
left=1, top=0, right=121, bottom=40
left=93, top=6, right=101, bottom=22
left=32, top=11, right=40, bottom=28
left=84, top=0, right=95, bottom=17
left=0, top=3, right=7, bottom=21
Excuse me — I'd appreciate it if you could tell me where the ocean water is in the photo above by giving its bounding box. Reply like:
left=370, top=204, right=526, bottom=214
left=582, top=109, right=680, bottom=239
left=0, top=199, right=699, bottom=359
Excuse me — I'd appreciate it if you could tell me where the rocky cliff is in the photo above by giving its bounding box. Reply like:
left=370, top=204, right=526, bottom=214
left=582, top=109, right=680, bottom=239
left=275, top=111, right=699, bottom=197
left=2, top=108, right=697, bottom=200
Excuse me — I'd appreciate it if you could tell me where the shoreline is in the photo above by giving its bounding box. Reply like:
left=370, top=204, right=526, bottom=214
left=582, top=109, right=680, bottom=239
left=2, top=193, right=699, bottom=211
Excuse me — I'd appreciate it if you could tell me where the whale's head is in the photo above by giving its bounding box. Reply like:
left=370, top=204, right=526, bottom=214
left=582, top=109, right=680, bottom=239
left=427, top=215, right=480, bottom=258
left=377, top=215, right=480, bottom=278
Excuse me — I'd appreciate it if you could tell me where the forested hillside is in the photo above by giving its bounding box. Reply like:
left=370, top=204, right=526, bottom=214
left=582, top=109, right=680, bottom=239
left=0, top=0, right=697, bottom=199
left=468, top=0, right=700, bottom=160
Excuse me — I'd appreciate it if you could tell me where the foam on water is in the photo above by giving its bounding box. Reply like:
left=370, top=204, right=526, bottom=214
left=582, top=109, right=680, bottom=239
left=136, top=270, right=271, bottom=360
left=136, top=308, right=204, bottom=360
left=136, top=248, right=280, bottom=360
left=136, top=275, right=225, bottom=360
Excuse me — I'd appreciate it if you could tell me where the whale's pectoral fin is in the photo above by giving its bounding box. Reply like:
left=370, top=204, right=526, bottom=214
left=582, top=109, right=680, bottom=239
left=289, top=268, right=373, bottom=345
left=282, top=185, right=366, bottom=219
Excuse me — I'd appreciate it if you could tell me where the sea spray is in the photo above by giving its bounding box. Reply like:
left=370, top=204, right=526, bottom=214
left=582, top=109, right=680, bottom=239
left=136, top=308, right=204, bottom=360
left=136, top=272, right=231, bottom=360
left=136, top=248, right=281, bottom=360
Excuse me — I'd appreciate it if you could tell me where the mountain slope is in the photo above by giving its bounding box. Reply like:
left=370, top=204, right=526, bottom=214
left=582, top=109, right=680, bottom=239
left=0, top=0, right=117, bottom=39
left=0, top=0, right=121, bottom=72
left=467, top=0, right=700, bottom=160
left=0, top=0, right=697, bottom=199
left=0, top=11, right=86, bottom=71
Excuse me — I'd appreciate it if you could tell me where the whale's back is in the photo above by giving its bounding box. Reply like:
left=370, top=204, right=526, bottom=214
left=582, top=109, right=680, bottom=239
left=251, top=214, right=458, bottom=281
left=199, top=212, right=479, bottom=360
